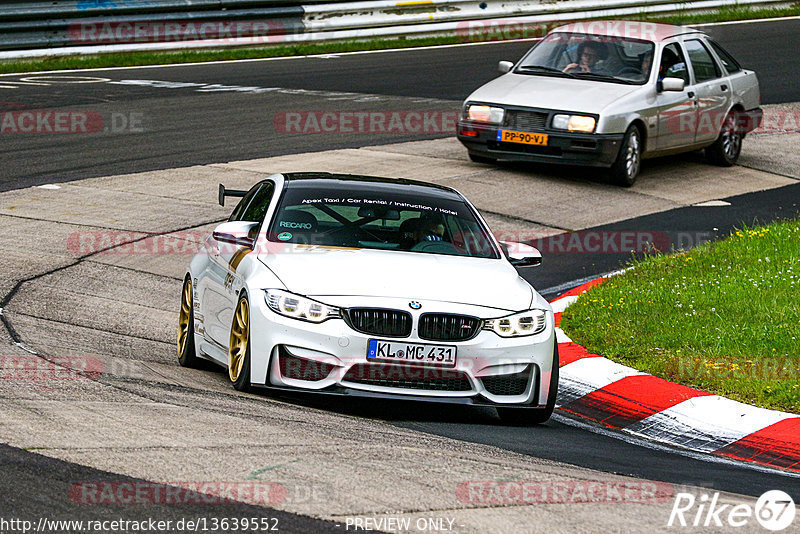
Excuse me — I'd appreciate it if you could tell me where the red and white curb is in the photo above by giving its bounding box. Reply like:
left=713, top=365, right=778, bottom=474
left=550, top=277, right=800, bottom=473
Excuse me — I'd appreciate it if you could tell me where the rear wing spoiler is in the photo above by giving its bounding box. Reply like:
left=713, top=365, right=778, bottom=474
left=218, top=184, right=248, bottom=207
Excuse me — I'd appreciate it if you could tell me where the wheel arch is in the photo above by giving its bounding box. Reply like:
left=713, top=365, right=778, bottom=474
left=628, top=118, right=648, bottom=150
left=727, top=102, right=747, bottom=138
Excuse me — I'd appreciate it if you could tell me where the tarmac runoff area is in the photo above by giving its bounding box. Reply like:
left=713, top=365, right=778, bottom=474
left=0, top=103, right=798, bottom=532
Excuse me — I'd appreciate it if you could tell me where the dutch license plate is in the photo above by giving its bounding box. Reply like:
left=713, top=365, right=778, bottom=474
left=497, top=129, right=548, bottom=146
left=367, top=339, right=457, bottom=368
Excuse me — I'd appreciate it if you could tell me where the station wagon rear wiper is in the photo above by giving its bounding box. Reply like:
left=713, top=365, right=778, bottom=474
left=516, top=65, right=576, bottom=78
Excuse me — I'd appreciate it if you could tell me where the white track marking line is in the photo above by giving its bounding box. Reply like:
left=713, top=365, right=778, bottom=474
left=552, top=412, right=800, bottom=479
left=626, top=395, right=800, bottom=453
left=0, top=17, right=795, bottom=77
left=551, top=295, right=579, bottom=314
left=557, top=357, right=646, bottom=405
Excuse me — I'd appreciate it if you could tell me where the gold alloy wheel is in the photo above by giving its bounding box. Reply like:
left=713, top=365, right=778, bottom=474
left=177, top=279, right=192, bottom=358
left=228, top=297, right=249, bottom=382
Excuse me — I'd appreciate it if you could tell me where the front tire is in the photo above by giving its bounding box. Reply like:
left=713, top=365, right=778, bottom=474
left=705, top=111, right=742, bottom=166
left=497, top=340, right=559, bottom=426
left=178, top=276, right=201, bottom=368
left=609, top=125, right=642, bottom=187
left=228, top=293, right=252, bottom=392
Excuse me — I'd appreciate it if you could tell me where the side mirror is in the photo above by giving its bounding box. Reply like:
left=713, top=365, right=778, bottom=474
left=658, top=77, right=685, bottom=92
left=498, top=61, right=514, bottom=74
left=212, top=221, right=259, bottom=249
left=500, top=241, right=542, bottom=267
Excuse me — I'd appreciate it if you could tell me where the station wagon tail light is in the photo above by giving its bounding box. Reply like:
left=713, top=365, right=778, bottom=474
left=265, top=289, right=340, bottom=323
left=552, top=114, right=596, bottom=133
left=484, top=309, right=547, bottom=337
left=467, top=105, right=505, bottom=124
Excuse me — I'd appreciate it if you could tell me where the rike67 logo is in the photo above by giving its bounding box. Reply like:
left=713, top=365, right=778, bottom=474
left=668, top=490, right=796, bottom=531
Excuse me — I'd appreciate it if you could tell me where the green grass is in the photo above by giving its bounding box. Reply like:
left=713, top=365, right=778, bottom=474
left=1, top=4, right=799, bottom=74
left=560, top=219, right=800, bottom=413
left=654, top=3, right=800, bottom=25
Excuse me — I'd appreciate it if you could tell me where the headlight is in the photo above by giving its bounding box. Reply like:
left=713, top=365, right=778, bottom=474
left=265, top=289, right=339, bottom=323
left=484, top=309, right=547, bottom=337
left=467, top=105, right=505, bottom=124
left=552, top=114, right=596, bottom=133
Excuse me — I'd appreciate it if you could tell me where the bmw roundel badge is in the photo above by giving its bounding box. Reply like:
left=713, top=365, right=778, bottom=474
left=409, top=301, right=422, bottom=310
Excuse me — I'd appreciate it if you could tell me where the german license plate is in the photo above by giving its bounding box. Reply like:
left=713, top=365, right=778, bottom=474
left=497, top=129, right=548, bottom=146
left=367, top=339, right=457, bottom=368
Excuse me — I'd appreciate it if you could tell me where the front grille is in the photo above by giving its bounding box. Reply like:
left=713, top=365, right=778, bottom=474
left=344, top=308, right=412, bottom=338
left=418, top=313, right=481, bottom=342
left=505, top=110, right=549, bottom=131
left=343, top=363, right=473, bottom=391
left=279, top=350, right=334, bottom=381
left=481, top=367, right=531, bottom=396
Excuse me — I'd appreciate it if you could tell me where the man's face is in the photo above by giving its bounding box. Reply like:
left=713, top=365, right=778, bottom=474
left=581, top=46, right=600, bottom=67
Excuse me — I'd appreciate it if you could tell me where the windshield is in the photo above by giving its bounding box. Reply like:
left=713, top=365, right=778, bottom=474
left=267, top=183, right=500, bottom=259
left=517, top=32, right=655, bottom=84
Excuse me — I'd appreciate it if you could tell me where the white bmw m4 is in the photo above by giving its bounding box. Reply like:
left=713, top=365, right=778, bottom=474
left=178, top=173, right=558, bottom=424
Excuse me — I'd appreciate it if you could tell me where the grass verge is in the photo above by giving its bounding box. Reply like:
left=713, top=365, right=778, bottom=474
left=1, top=4, right=799, bottom=74
left=560, top=218, right=800, bottom=413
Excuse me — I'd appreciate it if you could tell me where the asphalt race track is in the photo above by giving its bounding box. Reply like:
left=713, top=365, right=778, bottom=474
left=0, top=18, right=798, bottom=191
left=1, top=16, right=799, bottom=533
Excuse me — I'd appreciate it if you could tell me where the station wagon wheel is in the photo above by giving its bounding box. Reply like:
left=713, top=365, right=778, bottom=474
left=228, top=293, right=252, bottom=392
left=610, top=125, right=642, bottom=187
left=706, top=111, right=742, bottom=166
left=178, top=276, right=200, bottom=368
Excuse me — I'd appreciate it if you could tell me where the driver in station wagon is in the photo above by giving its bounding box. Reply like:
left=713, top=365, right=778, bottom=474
left=562, top=41, right=607, bottom=74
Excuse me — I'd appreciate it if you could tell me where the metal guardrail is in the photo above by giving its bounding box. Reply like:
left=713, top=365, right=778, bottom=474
left=0, top=0, right=791, bottom=58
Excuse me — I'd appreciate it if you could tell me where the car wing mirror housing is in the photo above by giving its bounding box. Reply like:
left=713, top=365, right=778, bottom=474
left=658, top=77, right=685, bottom=92
left=500, top=241, right=542, bottom=267
left=212, top=221, right=259, bottom=249
left=498, top=61, right=514, bottom=74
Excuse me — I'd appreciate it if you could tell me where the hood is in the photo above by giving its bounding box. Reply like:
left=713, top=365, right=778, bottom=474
left=259, top=246, right=533, bottom=312
left=467, top=73, right=640, bottom=114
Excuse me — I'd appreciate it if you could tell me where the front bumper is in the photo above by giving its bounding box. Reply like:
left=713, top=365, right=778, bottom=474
left=458, top=121, right=624, bottom=168
left=249, top=295, right=556, bottom=407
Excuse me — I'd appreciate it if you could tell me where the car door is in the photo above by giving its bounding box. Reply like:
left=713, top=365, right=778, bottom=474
left=655, top=42, right=696, bottom=150
left=203, top=181, right=275, bottom=349
left=684, top=38, right=730, bottom=145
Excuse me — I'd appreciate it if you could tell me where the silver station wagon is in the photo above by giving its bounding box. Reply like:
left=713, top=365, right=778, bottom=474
left=457, top=21, right=763, bottom=185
